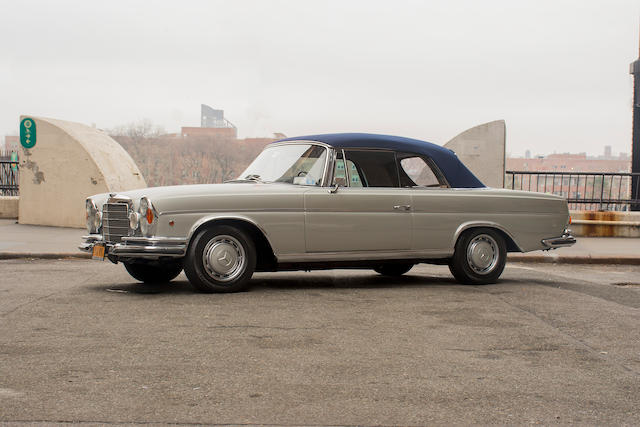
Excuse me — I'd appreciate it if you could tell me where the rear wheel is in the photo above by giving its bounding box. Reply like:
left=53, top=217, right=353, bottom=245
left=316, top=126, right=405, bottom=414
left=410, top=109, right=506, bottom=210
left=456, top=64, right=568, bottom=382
left=374, top=263, right=414, bottom=276
left=124, top=261, right=183, bottom=284
left=184, top=225, right=256, bottom=293
left=448, top=228, right=506, bottom=285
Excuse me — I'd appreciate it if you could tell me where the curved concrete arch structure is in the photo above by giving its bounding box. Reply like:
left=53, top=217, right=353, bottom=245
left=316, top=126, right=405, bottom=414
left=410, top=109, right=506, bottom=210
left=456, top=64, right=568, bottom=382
left=444, top=120, right=506, bottom=188
left=19, top=116, right=146, bottom=228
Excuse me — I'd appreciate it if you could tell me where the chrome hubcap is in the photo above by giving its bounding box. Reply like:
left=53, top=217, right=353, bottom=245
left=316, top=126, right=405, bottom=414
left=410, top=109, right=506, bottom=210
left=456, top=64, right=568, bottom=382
left=466, top=234, right=499, bottom=274
left=202, top=235, right=246, bottom=282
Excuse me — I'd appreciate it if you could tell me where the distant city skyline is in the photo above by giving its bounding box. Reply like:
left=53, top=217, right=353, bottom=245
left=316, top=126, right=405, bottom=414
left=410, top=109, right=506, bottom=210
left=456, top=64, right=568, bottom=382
left=1, top=0, right=639, bottom=158
left=509, top=145, right=630, bottom=159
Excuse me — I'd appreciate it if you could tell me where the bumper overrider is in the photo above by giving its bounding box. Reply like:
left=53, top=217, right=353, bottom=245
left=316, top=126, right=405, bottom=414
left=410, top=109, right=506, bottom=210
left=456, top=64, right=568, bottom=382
left=541, top=228, right=576, bottom=249
left=79, top=235, right=187, bottom=259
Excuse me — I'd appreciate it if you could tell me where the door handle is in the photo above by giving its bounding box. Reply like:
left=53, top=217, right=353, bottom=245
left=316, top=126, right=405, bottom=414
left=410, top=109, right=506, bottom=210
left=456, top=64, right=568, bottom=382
left=393, top=205, right=411, bottom=211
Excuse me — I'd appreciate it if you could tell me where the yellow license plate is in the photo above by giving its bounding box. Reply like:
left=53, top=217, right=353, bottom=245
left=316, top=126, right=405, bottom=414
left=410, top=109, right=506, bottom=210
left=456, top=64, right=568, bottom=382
left=92, top=244, right=105, bottom=260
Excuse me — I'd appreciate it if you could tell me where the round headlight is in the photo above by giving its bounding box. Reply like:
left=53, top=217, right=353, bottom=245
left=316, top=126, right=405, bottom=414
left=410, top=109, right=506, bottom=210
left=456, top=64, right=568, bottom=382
left=85, top=199, right=101, bottom=234
left=129, top=211, right=140, bottom=231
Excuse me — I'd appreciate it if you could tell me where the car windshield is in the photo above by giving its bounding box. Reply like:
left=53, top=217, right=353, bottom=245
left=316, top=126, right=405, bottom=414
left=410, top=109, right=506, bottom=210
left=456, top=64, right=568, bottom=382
left=237, top=144, right=327, bottom=186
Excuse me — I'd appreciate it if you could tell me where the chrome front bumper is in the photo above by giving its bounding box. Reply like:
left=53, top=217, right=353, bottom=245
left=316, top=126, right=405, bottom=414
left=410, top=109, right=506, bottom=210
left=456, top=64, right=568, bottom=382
left=79, top=235, right=187, bottom=259
left=541, top=229, right=576, bottom=249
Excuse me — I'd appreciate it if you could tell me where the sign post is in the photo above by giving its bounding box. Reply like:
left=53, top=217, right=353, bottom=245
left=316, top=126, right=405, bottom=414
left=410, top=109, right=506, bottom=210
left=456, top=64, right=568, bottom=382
left=20, top=118, right=36, bottom=149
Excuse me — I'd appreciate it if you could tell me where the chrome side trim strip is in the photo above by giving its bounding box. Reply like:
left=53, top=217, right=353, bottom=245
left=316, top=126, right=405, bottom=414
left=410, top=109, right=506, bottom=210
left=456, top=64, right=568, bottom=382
left=276, top=249, right=453, bottom=263
left=162, top=207, right=304, bottom=216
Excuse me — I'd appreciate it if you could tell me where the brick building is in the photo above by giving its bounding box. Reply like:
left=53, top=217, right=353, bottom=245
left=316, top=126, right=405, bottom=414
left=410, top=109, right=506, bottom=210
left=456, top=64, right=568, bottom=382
left=507, top=151, right=630, bottom=173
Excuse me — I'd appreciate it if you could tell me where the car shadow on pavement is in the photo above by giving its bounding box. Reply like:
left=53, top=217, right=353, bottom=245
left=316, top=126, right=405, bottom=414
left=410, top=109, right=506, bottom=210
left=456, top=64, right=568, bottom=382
left=92, top=280, right=195, bottom=295
left=88, top=272, right=460, bottom=295
left=249, top=271, right=459, bottom=291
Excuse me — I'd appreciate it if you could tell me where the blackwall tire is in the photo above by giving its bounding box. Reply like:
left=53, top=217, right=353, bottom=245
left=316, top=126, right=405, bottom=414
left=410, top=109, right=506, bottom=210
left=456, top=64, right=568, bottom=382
left=124, top=261, right=183, bottom=284
left=184, top=225, right=256, bottom=293
left=448, top=228, right=506, bottom=285
left=374, top=263, right=414, bottom=276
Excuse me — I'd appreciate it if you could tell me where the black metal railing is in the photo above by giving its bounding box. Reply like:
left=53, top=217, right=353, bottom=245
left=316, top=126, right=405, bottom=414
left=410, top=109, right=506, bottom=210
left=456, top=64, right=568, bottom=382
left=0, top=160, right=19, bottom=196
left=505, top=171, right=640, bottom=211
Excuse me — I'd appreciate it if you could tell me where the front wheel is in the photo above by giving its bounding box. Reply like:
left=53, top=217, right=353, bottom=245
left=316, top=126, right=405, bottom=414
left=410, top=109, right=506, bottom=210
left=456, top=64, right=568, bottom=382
left=124, top=261, right=183, bottom=284
left=183, top=225, right=256, bottom=293
left=448, top=228, right=506, bottom=285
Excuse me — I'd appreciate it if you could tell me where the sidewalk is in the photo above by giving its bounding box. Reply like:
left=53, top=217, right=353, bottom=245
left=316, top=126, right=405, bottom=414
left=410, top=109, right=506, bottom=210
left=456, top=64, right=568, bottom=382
left=508, top=236, right=640, bottom=265
left=0, top=218, right=638, bottom=264
left=0, top=219, right=87, bottom=259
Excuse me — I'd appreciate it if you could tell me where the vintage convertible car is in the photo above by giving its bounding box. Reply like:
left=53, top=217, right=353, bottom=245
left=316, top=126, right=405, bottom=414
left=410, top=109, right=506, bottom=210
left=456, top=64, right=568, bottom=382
left=80, top=133, right=575, bottom=292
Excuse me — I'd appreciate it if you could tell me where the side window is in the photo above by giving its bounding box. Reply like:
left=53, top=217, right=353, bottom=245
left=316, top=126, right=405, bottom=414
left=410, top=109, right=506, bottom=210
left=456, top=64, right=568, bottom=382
left=344, top=150, right=399, bottom=188
left=332, top=151, right=364, bottom=187
left=398, top=155, right=447, bottom=187
left=347, top=160, right=363, bottom=187
left=332, top=151, right=347, bottom=187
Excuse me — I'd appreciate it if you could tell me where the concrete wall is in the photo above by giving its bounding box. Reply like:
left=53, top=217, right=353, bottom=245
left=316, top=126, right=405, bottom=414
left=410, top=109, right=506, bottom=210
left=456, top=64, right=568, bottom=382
left=18, top=116, right=146, bottom=228
left=0, top=196, right=18, bottom=219
left=445, top=120, right=506, bottom=188
left=570, top=211, right=640, bottom=238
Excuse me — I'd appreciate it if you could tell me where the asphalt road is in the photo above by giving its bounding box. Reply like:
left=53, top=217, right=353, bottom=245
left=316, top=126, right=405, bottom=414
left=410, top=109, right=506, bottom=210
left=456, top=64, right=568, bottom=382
left=1, top=259, right=639, bottom=426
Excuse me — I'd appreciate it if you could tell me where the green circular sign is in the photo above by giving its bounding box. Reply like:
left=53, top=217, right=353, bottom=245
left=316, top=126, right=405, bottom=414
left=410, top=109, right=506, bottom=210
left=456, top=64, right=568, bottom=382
left=20, top=118, right=36, bottom=149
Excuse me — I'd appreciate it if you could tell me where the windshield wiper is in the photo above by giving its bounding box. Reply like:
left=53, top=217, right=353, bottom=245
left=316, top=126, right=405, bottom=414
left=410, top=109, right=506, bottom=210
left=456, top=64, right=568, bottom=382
left=225, top=174, right=265, bottom=184
left=244, top=174, right=263, bottom=182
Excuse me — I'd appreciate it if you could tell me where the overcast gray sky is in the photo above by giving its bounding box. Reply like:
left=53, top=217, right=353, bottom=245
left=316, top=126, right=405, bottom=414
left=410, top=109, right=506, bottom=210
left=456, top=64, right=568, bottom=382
left=1, top=0, right=638, bottom=156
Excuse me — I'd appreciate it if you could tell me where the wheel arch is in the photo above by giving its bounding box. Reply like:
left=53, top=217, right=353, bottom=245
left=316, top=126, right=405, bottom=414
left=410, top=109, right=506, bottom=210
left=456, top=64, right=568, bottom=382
left=453, top=222, right=522, bottom=253
left=187, top=216, right=277, bottom=269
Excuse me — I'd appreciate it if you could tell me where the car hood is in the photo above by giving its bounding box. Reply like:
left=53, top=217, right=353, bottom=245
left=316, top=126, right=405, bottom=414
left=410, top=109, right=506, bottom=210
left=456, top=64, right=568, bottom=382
left=88, top=182, right=308, bottom=213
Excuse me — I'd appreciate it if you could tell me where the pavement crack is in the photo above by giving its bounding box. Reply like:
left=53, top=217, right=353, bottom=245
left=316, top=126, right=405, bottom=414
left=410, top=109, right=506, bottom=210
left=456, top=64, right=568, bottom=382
left=0, top=421, right=409, bottom=427
left=508, top=264, right=640, bottom=309
left=0, top=272, right=97, bottom=318
left=474, top=285, right=640, bottom=377
left=0, top=291, right=60, bottom=317
left=207, top=324, right=332, bottom=331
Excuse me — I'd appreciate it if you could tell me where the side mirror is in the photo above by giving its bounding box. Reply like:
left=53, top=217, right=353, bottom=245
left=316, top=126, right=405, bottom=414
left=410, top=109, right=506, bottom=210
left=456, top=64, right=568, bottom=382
left=328, top=183, right=340, bottom=194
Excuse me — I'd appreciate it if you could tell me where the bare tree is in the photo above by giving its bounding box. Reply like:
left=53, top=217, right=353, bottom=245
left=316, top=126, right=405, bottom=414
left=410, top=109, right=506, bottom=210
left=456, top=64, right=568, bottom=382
left=109, top=119, right=165, bottom=143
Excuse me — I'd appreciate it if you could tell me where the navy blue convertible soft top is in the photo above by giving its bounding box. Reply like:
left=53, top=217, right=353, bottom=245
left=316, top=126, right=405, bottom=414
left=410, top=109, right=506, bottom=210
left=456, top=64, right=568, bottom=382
left=277, top=133, right=485, bottom=188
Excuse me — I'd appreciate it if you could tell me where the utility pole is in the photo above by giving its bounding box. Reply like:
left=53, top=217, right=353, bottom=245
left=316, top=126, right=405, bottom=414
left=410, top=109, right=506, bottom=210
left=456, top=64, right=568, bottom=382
left=630, top=34, right=640, bottom=211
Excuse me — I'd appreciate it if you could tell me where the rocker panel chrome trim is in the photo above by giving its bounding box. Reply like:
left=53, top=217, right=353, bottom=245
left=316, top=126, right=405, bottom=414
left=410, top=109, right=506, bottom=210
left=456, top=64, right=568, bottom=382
left=276, top=249, right=453, bottom=263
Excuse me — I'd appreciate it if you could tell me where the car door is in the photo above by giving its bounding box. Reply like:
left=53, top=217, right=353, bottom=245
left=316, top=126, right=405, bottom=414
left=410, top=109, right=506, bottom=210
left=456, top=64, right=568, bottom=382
left=396, top=153, right=458, bottom=252
left=304, top=149, right=412, bottom=253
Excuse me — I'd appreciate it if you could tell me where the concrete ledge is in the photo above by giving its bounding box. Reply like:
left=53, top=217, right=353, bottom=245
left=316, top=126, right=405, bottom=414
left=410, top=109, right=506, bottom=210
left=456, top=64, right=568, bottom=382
left=570, top=211, right=640, bottom=238
left=0, top=252, right=90, bottom=260
left=0, top=196, right=19, bottom=219
left=508, top=254, right=640, bottom=265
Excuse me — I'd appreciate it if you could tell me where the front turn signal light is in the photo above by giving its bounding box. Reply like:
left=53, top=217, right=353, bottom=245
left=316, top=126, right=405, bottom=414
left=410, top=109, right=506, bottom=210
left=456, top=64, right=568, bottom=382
left=138, top=197, right=157, bottom=237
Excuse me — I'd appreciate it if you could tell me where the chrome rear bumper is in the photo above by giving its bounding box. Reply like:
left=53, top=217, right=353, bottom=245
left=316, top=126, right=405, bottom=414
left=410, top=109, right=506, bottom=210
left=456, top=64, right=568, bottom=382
left=79, top=235, right=187, bottom=259
left=541, top=229, right=576, bottom=249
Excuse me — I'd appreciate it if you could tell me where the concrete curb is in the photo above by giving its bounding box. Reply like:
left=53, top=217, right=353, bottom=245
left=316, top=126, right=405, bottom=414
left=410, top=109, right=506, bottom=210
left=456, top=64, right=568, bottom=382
left=0, top=252, right=91, bottom=260
left=508, top=254, right=640, bottom=265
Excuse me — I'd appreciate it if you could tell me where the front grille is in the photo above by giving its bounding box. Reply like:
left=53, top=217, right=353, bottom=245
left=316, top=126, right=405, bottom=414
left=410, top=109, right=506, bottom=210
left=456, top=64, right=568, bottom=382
left=102, top=202, right=130, bottom=243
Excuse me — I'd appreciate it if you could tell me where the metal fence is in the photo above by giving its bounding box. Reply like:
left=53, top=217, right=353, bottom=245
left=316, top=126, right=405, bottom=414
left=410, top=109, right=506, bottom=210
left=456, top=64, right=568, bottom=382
left=0, top=160, right=19, bottom=196
left=2, top=163, right=639, bottom=210
left=505, top=171, right=640, bottom=211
